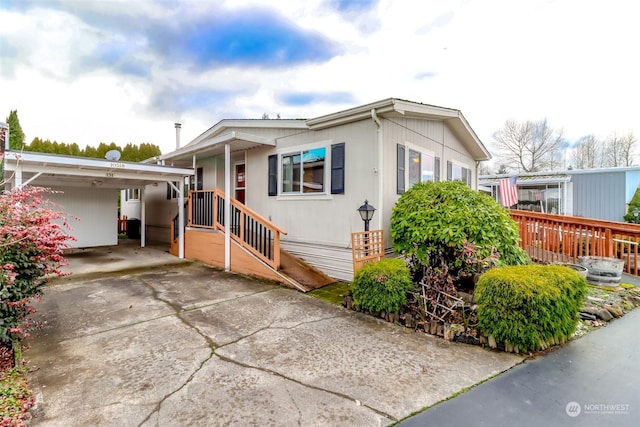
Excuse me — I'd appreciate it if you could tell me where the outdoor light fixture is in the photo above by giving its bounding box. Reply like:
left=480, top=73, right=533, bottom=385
left=634, top=208, right=639, bottom=224
left=357, top=199, right=376, bottom=231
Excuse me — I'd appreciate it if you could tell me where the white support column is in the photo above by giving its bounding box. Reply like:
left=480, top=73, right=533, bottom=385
left=140, top=187, right=146, bottom=247
left=14, top=165, right=22, bottom=187
left=178, top=179, right=185, bottom=259
left=224, top=143, right=231, bottom=271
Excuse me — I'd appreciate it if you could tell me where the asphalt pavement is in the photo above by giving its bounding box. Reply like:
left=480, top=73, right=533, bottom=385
left=398, top=303, right=640, bottom=427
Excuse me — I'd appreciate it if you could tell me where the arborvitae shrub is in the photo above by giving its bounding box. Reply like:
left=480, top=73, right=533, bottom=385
left=475, top=264, right=587, bottom=351
left=352, top=258, right=412, bottom=314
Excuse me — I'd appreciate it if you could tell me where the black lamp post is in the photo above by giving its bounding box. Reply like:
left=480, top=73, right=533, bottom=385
left=357, top=199, right=376, bottom=231
left=634, top=208, right=639, bottom=224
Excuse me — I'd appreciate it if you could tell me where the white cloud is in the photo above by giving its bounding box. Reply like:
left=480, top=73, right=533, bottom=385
left=1, top=0, right=639, bottom=158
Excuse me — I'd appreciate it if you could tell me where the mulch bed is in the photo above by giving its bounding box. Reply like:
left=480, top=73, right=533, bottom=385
left=0, top=342, right=14, bottom=373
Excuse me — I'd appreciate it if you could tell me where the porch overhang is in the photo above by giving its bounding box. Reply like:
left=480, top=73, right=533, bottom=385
left=156, top=131, right=276, bottom=168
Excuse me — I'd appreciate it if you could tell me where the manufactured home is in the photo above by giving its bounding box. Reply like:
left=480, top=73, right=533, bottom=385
left=480, top=167, right=640, bottom=222
left=136, top=98, right=490, bottom=286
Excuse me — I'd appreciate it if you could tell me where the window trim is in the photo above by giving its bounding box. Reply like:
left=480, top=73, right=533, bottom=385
left=277, top=141, right=330, bottom=196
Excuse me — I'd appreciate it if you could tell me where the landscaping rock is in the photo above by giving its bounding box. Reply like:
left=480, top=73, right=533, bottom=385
left=581, top=305, right=613, bottom=321
left=457, top=291, right=475, bottom=304
left=604, top=304, right=624, bottom=318
left=488, top=335, right=497, bottom=349
left=579, top=312, right=597, bottom=321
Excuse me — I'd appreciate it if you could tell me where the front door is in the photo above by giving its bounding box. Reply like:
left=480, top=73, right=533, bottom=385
left=235, top=163, right=245, bottom=204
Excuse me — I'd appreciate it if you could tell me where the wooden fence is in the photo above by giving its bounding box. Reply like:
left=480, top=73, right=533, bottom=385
left=351, top=230, right=385, bottom=273
left=510, top=210, right=640, bottom=276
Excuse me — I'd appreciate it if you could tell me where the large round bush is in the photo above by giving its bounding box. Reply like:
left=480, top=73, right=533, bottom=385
left=390, top=181, right=528, bottom=274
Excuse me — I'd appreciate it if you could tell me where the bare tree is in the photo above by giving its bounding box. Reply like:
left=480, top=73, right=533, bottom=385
left=602, top=132, right=636, bottom=167
left=492, top=118, right=565, bottom=172
left=572, top=134, right=601, bottom=169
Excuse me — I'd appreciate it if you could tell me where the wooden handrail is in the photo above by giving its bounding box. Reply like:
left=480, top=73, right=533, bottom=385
left=510, top=209, right=640, bottom=276
left=187, top=189, right=287, bottom=270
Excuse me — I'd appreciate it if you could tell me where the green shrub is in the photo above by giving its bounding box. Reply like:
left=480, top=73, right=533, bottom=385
left=390, top=181, right=528, bottom=279
left=475, top=264, right=587, bottom=351
left=352, top=258, right=412, bottom=314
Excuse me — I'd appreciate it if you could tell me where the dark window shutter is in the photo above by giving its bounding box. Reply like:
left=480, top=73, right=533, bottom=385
left=268, top=154, right=278, bottom=196
left=331, top=142, right=345, bottom=194
left=447, top=161, right=452, bottom=181
left=397, top=144, right=405, bottom=194
left=434, top=157, right=441, bottom=182
left=166, top=183, right=171, bottom=200
left=461, top=167, right=468, bottom=184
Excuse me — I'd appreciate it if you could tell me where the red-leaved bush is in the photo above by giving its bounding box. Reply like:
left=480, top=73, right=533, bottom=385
left=0, top=186, right=74, bottom=343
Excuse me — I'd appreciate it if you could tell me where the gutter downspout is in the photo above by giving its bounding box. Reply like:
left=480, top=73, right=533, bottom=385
left=371, top=109, right=383, bottom=231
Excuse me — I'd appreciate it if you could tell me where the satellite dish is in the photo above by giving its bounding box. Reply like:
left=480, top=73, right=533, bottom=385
left=105, top=150, right=121, bottom=161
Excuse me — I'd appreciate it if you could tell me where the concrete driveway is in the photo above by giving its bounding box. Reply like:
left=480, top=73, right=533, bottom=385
left=25, top=255, right=523, bottom=426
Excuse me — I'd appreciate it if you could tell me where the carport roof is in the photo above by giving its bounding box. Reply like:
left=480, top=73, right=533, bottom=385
left=3, top=150, right=194, bottom=189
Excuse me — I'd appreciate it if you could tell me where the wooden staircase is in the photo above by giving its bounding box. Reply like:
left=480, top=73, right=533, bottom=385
left=170, top=189, right=336, bottom=291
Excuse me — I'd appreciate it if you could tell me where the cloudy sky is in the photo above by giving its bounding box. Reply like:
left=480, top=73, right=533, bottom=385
left=1, top=0, right=638, bottom=160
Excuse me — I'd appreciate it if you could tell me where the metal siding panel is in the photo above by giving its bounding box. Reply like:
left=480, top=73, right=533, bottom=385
left=572, top=172, right=625, bottom=221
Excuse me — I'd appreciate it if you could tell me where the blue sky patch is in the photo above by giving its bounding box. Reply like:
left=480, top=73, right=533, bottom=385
left=178, top=9, right=339, bottom=68
left=278, top=91, right=356, bottom=106
left=332, top=0, right=378, bottom=13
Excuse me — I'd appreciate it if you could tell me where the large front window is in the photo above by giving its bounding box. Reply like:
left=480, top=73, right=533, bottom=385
left=281, top=148, right=326, bottom=194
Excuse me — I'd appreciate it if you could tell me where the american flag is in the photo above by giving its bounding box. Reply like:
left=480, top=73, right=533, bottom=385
left=499, top=176, right=518, bottom=208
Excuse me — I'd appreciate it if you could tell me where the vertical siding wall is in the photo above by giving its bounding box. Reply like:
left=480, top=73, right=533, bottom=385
left=572, top=172, right=625, bottom=221
left=49, top=187, right=118, bottom=248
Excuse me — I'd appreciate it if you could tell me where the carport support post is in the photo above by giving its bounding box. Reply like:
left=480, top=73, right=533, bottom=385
left=224, top=143, right=231, bottom=271
left=140, top=187, right=146, bottom=247
left=178, top=180, right=185, bottom=259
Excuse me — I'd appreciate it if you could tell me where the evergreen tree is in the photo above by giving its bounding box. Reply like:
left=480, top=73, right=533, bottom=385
left=6, top=110, right=25, bottom=150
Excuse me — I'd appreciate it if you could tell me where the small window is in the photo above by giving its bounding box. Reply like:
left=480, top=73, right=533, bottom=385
left=126, top=188, right=140, bottom=201
left=281, top=147, right=326, bottom=194
left=447, top=161, right=472, bottom=186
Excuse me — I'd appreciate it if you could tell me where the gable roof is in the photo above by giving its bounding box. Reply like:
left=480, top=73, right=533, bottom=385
left=158, top=98, right=490, bottom=163
left=307, top=98, right=491, bottom=161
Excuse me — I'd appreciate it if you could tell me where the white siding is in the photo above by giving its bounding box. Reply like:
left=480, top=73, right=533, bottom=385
left=49, top=187, right=118, bottom=248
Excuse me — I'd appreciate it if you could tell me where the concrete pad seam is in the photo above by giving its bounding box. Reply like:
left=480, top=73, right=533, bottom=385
left=137, top=351, right=216, bottom=426
left=212, top=350, right=399, bottom=422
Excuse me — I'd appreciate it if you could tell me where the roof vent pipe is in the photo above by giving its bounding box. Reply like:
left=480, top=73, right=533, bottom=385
left=174, top=122, right=182, bottom=150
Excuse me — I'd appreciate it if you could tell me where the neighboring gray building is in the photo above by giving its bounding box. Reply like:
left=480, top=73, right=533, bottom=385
left=480, top=166, right=640, bottom=222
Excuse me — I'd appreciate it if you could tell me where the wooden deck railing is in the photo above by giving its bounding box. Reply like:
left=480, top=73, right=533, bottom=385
left=510, top=210, right=640, bottom=276
left=187, top=189, right=287, bottom=270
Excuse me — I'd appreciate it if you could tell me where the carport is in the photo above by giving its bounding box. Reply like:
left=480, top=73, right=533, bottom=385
left=2, top=150, right=194, bottom=258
